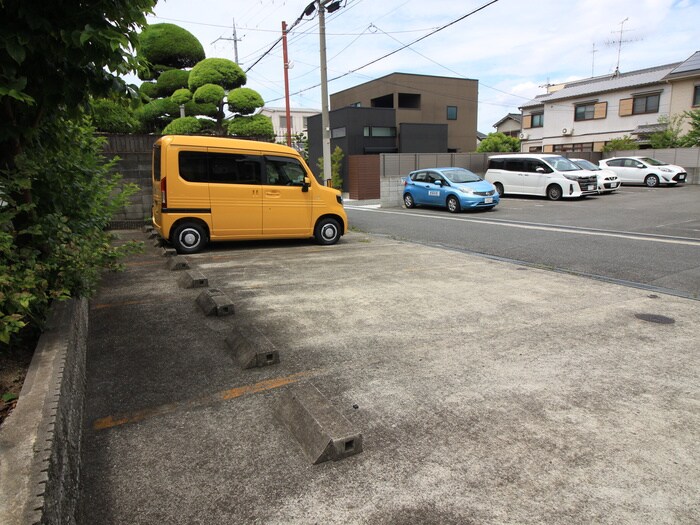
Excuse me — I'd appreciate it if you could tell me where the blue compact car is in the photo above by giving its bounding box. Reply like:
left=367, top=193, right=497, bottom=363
left=401, top=167, right=499, bottom=213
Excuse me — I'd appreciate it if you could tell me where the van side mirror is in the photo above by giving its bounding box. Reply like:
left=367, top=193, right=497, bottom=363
left=535, top=166, right=545, bottom=173
left=302, top=176, right=311, bottom=192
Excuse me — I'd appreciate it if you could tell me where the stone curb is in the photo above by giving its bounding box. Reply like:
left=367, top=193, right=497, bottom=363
left=225, top=326, right=280, bottom=369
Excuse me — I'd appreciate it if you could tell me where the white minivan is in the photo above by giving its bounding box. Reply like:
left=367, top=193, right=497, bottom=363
left=484, top=154, right=599, bottom=200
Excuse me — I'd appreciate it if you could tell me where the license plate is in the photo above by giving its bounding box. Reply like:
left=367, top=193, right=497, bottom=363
left=484, top=197, right=493, bottom=204
left=679, top=175, right=686, bottom=181
left=588, top=185, right=595, bottom=191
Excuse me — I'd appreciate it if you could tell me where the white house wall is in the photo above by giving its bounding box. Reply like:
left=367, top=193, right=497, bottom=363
left=522, top=83, right=673, bottom=151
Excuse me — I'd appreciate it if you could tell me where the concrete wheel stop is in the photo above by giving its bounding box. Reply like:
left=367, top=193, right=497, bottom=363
left=225, top=326, right=280, bottom=369
left=167, top=256, right=190, bottom=271
left=196, top=288, right=234, bottom=316
left=178, top=270, right=209, bottom=289
left=276, top=382, right=363, bottom=464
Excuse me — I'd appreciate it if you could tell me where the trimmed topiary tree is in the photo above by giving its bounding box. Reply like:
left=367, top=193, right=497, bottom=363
left=156, top=69, right=190, bottom=97
left=228, top=87, right=264, bottom=115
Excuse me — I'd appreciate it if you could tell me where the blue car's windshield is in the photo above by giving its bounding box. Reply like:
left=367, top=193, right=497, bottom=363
left=442, top=168, right=481, bottom=183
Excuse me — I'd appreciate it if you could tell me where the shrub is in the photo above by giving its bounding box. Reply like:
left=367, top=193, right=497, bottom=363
left=139, top=82, right=158, bottom=100
left=0, top=117, right=140, bottom=346
left=90, top=98, right=139, bottom=133
left=602, top=136, right=638, bottom=152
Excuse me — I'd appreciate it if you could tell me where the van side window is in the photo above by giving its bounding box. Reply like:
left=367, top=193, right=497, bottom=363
left=526, top=160, right=551, bottom=173
left=209, top=153, right=262, bottom=185
left=488, top=158, right=505, bottom=170
left=178, top=151, right=209, bottom=183
left=505, top=160, right=526, bottom=172
left=265, top=157, right=307, bottom=186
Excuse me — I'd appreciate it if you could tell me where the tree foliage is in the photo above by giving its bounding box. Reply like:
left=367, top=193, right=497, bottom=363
left=188, top=58, right=246, bottom=91
left=227, top=114, right=274, bottom=140
left=0, top=0, right=153, bottom=349
left=682, top=109, right=700, bottom=147
left=138, top=23, right=205, bottom=79
left=162, top=116, right=203, bottom=135
left=601, top=135, right=638, bottom=152
left=476, top=132, right=520, bottom=153
left=317, top=145, right=345, bottom=189
left=90, top=98, right=139, bottom=134
left=0, top=118, right=140, bottom=345
left=648, top=114, right=685, bottom=149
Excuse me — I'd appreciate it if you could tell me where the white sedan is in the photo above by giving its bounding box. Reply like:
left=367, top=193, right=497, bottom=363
left=599, top=157, right=687, bottom=187
left=570, top=158, right=620, bottom=194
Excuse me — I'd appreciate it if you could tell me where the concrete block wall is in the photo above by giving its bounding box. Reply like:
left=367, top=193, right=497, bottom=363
left=0, top=298, right=89, bottom=525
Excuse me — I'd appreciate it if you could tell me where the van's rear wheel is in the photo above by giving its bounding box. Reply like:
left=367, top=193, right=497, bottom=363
left=171, top=222, right=208, bottom=254
left=494, top=182, right=504, bottom=197
left=314, top=217, right=341, bottom=245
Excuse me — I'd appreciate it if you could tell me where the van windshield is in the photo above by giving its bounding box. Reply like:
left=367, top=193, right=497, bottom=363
left=442, top=168, right=481, bottom=183
left=548, top=156, right=582, bottom=172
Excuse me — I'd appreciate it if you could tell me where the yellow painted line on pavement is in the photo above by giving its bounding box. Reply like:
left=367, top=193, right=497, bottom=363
left=91, top=300, right=152, bottom=311
left=92, top=370, right=315, bottom=431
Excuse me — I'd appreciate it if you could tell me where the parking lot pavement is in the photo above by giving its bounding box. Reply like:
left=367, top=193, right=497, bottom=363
left=80, top=230, right=700, bottom=524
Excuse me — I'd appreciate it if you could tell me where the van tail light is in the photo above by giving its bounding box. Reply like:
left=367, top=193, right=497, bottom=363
left=160, top=177, right=167, bottom=208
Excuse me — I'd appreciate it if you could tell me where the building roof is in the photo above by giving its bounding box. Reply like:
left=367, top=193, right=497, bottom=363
left=664, top=50, right=700, bottom=80
left=520, top=63, right=680, bottom=109
left=493, top=113, right=521, bottom=127
left=476, top=131, right=487, bottom=140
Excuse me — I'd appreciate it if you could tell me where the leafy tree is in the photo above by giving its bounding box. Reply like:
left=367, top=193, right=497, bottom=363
left=1, top=118, right=140, bottom=345
left=681, top=109, right=700, bottom=147
left=601, top=135, right=638, bottom=152
left=476, top=132, right=520, bottom=152
left=0, top=0, right=153, bottom=348
left=648, top=114, right=685, bottom=149
left=317, top=145, right=344, bottom=189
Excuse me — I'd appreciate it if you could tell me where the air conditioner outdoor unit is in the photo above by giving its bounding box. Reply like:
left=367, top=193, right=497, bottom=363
left=519, top=132, right=529, bottom=140
left=562, top=127, right=573, bottom=136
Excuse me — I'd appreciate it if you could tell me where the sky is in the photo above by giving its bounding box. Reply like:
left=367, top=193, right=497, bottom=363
left=140, top=0, right=700, bottom=133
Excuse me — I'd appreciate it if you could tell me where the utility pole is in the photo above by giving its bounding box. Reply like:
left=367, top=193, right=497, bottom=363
left=591, top=43, right=597, bottom=77
left=318, top=1, right=331, bottom=184
left=211, top=18, right=242, bottom=64
left=282, top=21, right=293, bottom=147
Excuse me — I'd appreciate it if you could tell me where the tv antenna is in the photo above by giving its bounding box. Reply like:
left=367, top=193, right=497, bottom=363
left=212, top=18, right=243, bottom=64
left=605, top=17, right=641, bottom=76
left=591, top=43, right=597, bottom=77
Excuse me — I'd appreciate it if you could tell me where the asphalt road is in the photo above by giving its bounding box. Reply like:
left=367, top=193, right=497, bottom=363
left=347, top=185, right=700, bottom=299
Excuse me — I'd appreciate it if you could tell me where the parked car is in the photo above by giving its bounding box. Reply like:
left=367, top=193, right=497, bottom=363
left=570, top=158, right=620, bottom=194
left=402, top=167, right=499, bottom=213
left=484, top=154, right=598, bottom=200
left=599, top=157, right=687, bottom=187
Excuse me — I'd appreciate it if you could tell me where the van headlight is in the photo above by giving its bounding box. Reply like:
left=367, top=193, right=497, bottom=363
left=336, top=195, right=343, bottom=205
left=563, top=174, right=579, bottom=181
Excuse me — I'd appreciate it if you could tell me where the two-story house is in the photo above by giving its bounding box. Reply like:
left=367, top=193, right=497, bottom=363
left=518, top=51, right=700, bottom=153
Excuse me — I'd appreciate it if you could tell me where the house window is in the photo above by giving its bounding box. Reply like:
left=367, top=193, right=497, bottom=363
left=633, top=93, right=660, bottom=115
left=331, top=127, right=346, bottom=138
left=575, top=104, right=596, bottom=121
left=446, top=106, right=458, bottom=120
left=531, top=113, right=544, bottom=127
left=363, top=126, right=396, bottom=137
left=399, top=93, right=421, bottom=109
left=694, top=86, right=700, bottom=106
left=302, top=116, right=309, bottom=129
left=279, top=115, right=288, bottom=129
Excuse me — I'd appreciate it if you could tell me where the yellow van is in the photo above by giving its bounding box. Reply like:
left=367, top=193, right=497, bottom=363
left=151, top=135, right=348, bottom=253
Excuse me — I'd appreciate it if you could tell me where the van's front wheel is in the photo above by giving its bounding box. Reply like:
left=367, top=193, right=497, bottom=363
left=172, top=222, right=208, bottom=254
left=314, top=217, right=342, bottom=245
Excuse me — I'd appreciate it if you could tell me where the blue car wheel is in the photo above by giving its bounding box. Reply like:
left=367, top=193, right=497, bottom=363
left=404, top=193, right=416, bottom=208
left=446, top=195, right=460, bottom=213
